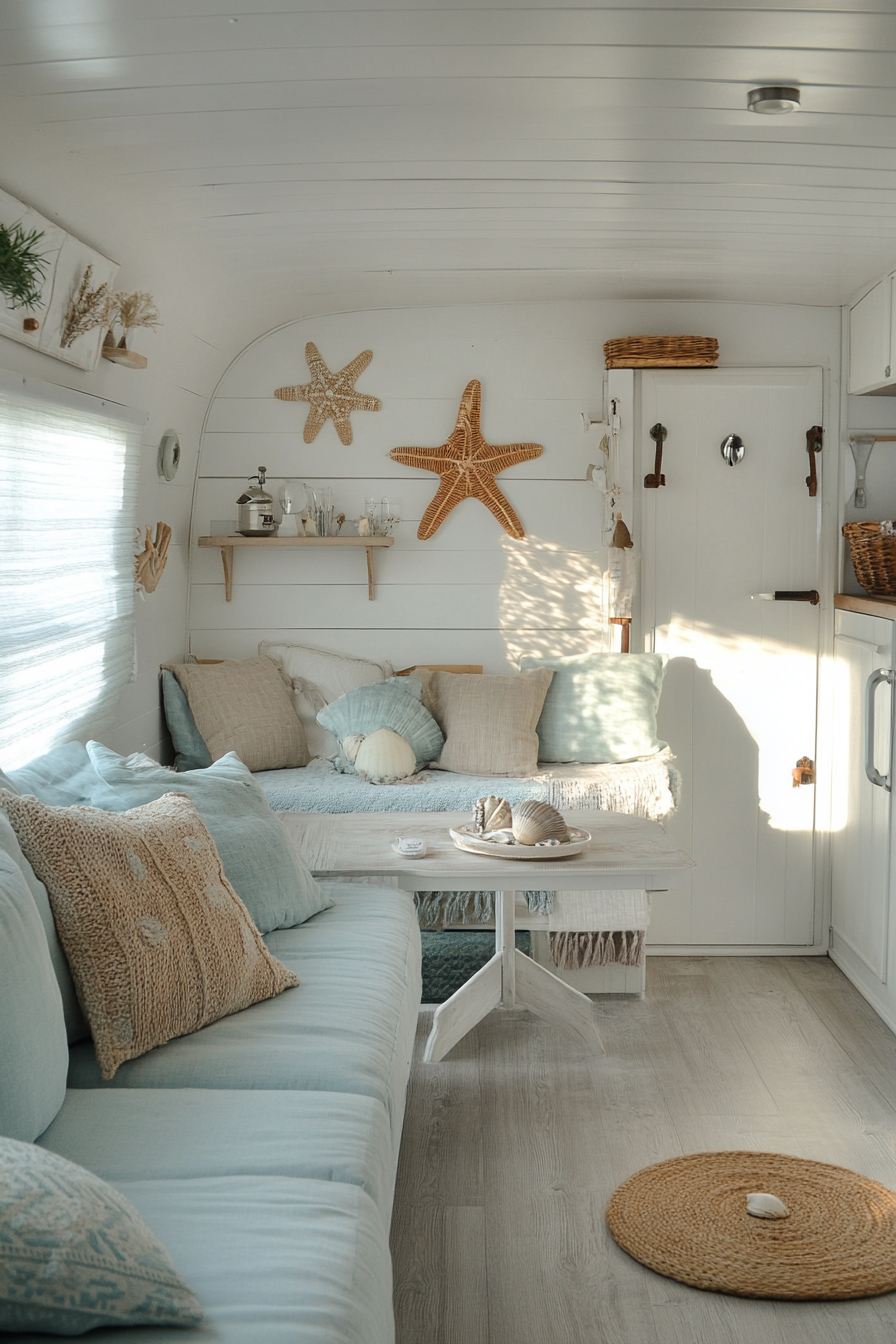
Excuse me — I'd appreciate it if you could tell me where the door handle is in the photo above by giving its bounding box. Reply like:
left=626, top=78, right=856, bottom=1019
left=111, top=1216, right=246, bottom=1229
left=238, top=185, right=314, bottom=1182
left=864, top=667, right=895, bottom=790
left=752, top=591, right=820, bottom=604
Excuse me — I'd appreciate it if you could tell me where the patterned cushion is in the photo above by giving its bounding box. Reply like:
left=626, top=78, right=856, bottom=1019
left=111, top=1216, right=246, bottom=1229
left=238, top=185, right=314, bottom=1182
left=418, top=669, right=554, bottom=776
left=169, top=656, right=308, bottom=771
left=0, top=791, right=299, bottom=1081
left=0, top=1136, right=202, bottom=1334
left=317, top=676, right=444, bottom=776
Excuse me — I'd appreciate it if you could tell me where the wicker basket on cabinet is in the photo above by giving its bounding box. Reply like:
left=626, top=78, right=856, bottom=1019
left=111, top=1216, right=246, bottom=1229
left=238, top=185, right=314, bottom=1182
left=842, top=521, right=896, bottom=596
left=603, top=335, right=719, bottom=369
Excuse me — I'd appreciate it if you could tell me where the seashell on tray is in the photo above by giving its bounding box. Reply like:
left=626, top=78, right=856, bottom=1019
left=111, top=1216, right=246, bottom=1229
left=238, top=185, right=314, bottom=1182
left=511, top=800, right=570, bottom=846
left=473, top=795, right=512, bottom=835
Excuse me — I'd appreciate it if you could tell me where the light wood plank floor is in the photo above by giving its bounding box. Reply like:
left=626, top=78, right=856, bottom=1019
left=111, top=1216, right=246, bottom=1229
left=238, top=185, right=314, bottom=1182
left=391, top=956, right=896, bottom=1344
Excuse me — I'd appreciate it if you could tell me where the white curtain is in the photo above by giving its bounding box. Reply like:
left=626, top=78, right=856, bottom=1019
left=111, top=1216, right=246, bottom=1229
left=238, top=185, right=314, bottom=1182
left=0, top=371, right=143, bottom=769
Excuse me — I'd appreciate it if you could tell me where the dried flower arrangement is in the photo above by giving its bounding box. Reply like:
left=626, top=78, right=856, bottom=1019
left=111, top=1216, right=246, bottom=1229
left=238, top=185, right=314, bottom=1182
left=102, top=290, right=161, bottom=369
left=0, top=220, right=48, bottom=310
left=60, top=264, right=111, bottom=348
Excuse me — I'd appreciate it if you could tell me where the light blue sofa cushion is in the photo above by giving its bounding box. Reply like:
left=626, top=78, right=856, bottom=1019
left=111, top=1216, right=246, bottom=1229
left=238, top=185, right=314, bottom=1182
left=6, top=740, right=100, bottom=806
left=0, top=1138, right=202, bottom=1336
left=38, top=1089, right=394, bottom=1223
left=0, top=813, right=87, bottom=1044
left=67, top=882, right=422, bottom=1168
left=83, top=743, right=332, bottom=934
left=519, top=651, right=669, bottom=763
left=317, top=676, right=444, bottom=773
left=161, top=669, right=213, bottom=771
left=0, top=1176, right=394, bottom=1344
left=0, top=850, right=68, bottom=1141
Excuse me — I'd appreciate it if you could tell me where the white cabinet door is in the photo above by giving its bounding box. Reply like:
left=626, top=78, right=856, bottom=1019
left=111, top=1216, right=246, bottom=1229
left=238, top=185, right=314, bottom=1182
left=830, top=610, right=895, bottom=987
left=639, top=368, right=823, bottom=949
left=849, top=278, right=892, bottom=394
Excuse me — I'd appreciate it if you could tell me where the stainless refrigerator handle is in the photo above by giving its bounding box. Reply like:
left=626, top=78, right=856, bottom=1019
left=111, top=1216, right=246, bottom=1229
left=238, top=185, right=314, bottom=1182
left=865, top=668, right=896, bottom=791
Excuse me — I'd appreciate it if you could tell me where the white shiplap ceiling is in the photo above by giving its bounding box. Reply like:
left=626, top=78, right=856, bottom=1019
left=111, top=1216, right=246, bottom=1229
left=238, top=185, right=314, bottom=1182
left=2, top=0, right=896, bottom=340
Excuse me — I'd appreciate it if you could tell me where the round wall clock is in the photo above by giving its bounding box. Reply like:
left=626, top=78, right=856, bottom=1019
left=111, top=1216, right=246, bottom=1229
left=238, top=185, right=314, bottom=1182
left=157, top=429, right=181, bottom=481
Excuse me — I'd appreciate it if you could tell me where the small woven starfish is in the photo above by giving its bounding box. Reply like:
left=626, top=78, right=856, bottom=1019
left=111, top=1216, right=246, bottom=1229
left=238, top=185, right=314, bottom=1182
left=274, top=341, right=382, bottom=445
left=391, top=380, right=543, bottom=539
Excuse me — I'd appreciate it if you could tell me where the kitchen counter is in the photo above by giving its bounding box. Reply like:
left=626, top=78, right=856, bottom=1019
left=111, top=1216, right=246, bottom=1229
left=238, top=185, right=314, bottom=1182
left=835, top=593, right=896, bottom=620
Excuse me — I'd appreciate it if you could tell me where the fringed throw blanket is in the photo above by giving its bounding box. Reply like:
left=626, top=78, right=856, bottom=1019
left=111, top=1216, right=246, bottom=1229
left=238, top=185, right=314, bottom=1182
left=258, top=756, right=673, bottom=969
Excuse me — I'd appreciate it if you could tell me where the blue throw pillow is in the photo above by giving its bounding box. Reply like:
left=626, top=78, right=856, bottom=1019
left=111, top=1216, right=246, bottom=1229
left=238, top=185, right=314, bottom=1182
left=0, top=1137, right=202, bottom=1334
left=518, top=652, right=669, bottom=763
left=6, top=740, right=102, bottom=806
left=161, top=669, right=213, bottom=771
left=0, top=848, right=68, bottom=1141
left=317, top=677, right=444, bottom=774
left=84, top=744, right=332, bottom=933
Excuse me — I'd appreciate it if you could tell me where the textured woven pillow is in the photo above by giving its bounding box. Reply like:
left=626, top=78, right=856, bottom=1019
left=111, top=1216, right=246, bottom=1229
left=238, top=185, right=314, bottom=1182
left=0, top=791, right=299, bottom=1081
left=317, top=676, right=444, bottom=777
left=418, top=669, right=554, bottom=776
left=169, top=656, right=308, bottom=771
left=0, top=1136, right=202, bottom=1335
left=519, top=651, right=669, bottom=763
left=259, top=640, right=393, bottom=759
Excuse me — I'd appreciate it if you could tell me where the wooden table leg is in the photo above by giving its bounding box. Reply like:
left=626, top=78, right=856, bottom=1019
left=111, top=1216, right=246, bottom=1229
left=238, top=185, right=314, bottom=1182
left=423, top=890, right=603, bottom=1062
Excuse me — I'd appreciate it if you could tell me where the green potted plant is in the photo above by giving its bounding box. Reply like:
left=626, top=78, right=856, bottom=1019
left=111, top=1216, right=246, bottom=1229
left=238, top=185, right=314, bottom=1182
left=0, top=220, right=48, bottom=320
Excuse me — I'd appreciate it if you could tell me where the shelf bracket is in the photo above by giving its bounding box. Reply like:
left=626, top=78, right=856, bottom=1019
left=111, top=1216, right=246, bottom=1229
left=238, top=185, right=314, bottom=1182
left=366, top=546, right=375, bottom=600
left=220, top=547, right=233, bottom=602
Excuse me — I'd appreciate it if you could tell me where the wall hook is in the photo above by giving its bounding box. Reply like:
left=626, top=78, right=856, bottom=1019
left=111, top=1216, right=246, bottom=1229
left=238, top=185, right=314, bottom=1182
left=645, top=423, right=667, bottom=488
left=720, top=433, right=745, bottom=466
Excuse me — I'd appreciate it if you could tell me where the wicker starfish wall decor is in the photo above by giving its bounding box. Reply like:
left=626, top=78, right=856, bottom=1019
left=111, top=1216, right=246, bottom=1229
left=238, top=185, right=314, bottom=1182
left=274, top=341, right=382, bottom=445
left=390, top=379, right=543, bottom=540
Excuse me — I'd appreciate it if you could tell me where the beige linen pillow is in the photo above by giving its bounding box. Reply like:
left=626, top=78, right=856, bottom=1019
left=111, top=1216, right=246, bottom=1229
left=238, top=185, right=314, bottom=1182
left=0, top=791, right=298, bottom=1080
left=171, top=656, right=308, bottom=771
left=418, top=668, right=554, bottom=776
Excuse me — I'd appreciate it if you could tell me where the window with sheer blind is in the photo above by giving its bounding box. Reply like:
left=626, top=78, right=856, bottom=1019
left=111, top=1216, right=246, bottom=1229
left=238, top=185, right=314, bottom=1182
left=0, top=371, right=142, bottom=769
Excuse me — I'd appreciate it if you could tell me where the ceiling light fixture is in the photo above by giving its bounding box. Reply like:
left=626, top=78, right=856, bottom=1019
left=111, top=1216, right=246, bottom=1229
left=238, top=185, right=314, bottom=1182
left=748, top=86, right=801, bottom=114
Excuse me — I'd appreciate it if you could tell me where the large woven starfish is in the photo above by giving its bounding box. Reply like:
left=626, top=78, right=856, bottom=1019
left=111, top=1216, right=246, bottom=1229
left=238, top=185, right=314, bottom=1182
left=274, top=341, right=382, bottom=445
left=390, top=380, right=543, bottom=540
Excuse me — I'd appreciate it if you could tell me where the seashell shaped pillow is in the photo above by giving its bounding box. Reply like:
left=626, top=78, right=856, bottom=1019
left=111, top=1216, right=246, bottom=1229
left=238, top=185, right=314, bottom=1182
left=317, top=676, right=445, bottom=779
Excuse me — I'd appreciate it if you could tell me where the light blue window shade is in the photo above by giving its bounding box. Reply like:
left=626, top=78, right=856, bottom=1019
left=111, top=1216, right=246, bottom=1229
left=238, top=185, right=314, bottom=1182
left=0, top=372, right=142, bottom=769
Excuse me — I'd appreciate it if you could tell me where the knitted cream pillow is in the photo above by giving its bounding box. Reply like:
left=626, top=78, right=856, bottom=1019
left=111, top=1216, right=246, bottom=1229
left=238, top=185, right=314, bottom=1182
left=0, top=791, right=298, bottom=1080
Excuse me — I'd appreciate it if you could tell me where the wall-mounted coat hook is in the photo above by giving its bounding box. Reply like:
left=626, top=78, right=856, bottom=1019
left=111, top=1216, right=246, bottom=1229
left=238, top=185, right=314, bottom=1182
left=645, top=423, right=667, bottom=488
left=805, top=425, right=823, bottom=498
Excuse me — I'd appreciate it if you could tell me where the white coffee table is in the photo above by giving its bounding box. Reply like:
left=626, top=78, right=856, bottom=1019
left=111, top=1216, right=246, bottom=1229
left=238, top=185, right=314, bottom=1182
left=281, top=809, right=694, bottom=1063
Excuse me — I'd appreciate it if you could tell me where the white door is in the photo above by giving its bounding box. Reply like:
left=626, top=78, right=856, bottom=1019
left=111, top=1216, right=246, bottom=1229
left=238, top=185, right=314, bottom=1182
left=830, top=610, right=894, bottom=984
left=637, top=369, right=823, bottom=948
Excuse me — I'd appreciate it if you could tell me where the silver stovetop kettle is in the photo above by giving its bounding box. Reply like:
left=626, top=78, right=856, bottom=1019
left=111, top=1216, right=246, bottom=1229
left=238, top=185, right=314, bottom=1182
left=237, top=466, right=276, bottom=537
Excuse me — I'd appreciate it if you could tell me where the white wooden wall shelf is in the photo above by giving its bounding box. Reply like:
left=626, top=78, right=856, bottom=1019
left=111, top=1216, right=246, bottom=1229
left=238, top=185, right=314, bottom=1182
left=198, top=534, right=394, bottom=602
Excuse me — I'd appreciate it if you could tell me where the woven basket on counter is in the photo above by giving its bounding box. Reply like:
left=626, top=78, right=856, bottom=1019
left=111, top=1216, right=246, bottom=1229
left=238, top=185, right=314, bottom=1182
left=842, top=521, right=896, bottom=596
left=603, top=335, right=718, bottom=369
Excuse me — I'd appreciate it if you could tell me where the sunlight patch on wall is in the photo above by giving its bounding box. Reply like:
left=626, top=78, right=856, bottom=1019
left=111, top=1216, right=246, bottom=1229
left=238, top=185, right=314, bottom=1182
left=498, top=534, right=611, bottom=665
left=658, top=615, right=817, bottom=833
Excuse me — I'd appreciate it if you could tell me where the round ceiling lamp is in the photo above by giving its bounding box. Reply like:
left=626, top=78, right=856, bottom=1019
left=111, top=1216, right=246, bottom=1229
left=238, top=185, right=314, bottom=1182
left=748, top=86, right=801, bottom=114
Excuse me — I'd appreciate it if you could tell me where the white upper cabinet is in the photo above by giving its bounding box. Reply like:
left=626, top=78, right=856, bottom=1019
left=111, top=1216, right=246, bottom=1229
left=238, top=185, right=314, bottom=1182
left=849, top=275, right=896, bottom=396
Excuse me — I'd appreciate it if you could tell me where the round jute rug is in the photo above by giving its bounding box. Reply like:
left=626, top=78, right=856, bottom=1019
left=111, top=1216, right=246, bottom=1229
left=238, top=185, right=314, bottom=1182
left=606, top=1151, right=896, bottom=1300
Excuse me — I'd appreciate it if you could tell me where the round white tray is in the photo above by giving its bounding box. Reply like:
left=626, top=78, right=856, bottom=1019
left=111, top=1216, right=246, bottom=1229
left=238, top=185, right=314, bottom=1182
left=449, top=824, right=591, bottom=861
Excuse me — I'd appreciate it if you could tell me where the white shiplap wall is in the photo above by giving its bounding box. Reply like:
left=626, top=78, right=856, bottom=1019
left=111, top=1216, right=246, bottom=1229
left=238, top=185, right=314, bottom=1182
left=190, top=299, right=842, bottom=674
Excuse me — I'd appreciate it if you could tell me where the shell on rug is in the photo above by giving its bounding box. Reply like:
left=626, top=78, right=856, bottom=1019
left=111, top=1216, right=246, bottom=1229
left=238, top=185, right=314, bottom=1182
left=746, top=1192, right=790, bottom=1220
left=511, top=800, right=569, bottom=846
left=353, top=728, right=417, bottom=784
left=473, top=795, right=512, bottom=835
